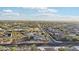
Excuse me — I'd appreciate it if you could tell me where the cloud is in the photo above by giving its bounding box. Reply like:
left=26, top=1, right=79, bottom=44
left=1, top=9, right=20, bottom=16
left=29, top=7, right=79, bottom=21
left=30, top=7, right=58, bottom=13
left=0, top=8, right=39, bottom=20
left=0, top=8, right=79, bottom=21
left=38, top=8, right=58, bottom=13
left=0, top=9, right=27, bottom=20
left=29, top=7, right=58, bottom=18
left=47, top=9, right=58, bottom=13
left=3, top=9, right=13, bottom=13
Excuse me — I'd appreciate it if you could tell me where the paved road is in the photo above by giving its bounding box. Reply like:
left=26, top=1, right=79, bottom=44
left=0, top=26, right=79, bottom=46
left=42, top=28, right=79, bottom=46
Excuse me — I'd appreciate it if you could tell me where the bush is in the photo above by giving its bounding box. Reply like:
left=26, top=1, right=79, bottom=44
left=58, top=47, right=67, bottom=51
left=0, top=46, right=4, bottom=50
left=72, top=38, right=78, bottom=42
left=10, top=46, right=16, bottom=51
left=30, top=44, right=37, bottom=51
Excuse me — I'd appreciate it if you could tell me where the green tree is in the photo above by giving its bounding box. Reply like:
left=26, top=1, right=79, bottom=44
left=10, top=46, right=16, bottom=51
left=58, top=47, right=67, bottom=51
left=30, top=44, right=37, bottom=51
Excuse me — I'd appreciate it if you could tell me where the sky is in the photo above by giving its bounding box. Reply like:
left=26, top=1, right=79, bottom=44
left=0, top=7, right=79, bottom=21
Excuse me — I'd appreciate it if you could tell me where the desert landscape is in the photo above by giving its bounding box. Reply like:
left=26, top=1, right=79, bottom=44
left=0, top=21, right=79, bottom=51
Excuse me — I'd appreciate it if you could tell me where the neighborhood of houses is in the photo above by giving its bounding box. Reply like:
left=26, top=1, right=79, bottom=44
left=0, top=21, right=79, bottom=51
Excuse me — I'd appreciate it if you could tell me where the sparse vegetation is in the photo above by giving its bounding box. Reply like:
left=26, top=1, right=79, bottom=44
left=0, top=21, right=78, bottom=51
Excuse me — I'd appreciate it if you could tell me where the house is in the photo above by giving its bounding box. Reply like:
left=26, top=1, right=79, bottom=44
left=4, top=31, right=12, bottom=37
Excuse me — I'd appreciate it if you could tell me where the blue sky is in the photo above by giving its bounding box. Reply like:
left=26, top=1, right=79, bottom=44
left=0, top=7, right=79, bottom=21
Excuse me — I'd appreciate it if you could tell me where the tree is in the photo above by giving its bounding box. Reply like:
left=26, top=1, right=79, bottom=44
left=0, top=46, right=4, bottom=51
left=30, top=44, right=37, bottom=51
left=72, top=38, right=78, bottom=42
left=10, top=46, right=16, bottom=51
left=58, top=47, right=66, bottom=51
